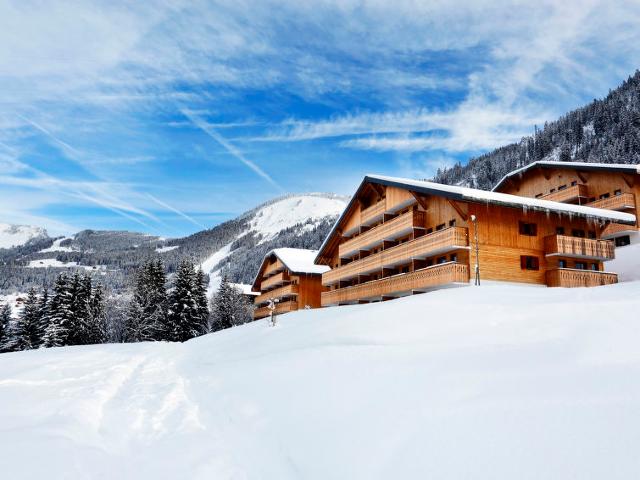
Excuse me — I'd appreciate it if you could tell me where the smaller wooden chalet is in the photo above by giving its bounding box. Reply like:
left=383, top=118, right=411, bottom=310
left=314, top=174, right=635, bottom=306
left=251, top=248, right=329, bottom=320
left=493, top=161, right=640, bottom=246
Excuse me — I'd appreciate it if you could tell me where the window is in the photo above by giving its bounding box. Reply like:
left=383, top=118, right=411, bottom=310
left=426, top=227, right=433, bottom=234
left=600, top=192, right=610, bottom=200
left=449, top=219, right=456, bottom=227
left=535, top=193, right=543, bottom=198
left=520, top=256, right=539, bottom=271
left=615, top=235, right=631, bottom=247
left=519, top=222, right=538, bottom=236
left=589, top=197, right=596, bottom=203
left=450, top=253, right=458, bottom=262
left=550, top=188, right=556, bottom=193
left=559, top=259, right=567, bottom=268
left=572, top=229, right=585, bottom=238
left=591, top=263, right=599, bottom=271
left=401, top=266, right=409, bottom=274
left=575, top=262, right=587, bottom=270
left=436, top=223, right=445, bottom=231
left=571, top=180, right=578, bottom=186
left=556, top=226, right=565, bottom=235
left=558, top=184, right=567, bottom=191
left=425, top=259, right=433, bottom=267
left=614, top=189, right=622, bottom=196
left=437, top=256, right=447, bottom=264
left=588, top=230, right=596, bottom=239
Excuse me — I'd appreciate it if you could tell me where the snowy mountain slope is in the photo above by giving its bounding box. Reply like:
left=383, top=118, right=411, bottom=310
left=1, top=279, right=639, bottom=479
left=197, top=193, right=348, bottom=292
left=0, top=193, right=348, bottom=294
left=0, top=223, right=48, bottom=249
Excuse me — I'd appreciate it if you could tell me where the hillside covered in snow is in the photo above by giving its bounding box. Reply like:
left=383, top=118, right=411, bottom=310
left=0, top=223, right=48, bottom=250
left=1, top=259, right=639, bottom=478
left=0, top=193, right=348, bottom=294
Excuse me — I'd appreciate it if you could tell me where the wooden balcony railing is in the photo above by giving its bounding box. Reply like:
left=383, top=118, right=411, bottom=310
left=253, top=300, right=299, bottom=319
left=255, top=283, right=299, bottom=305
left=260, top=271, right=290, bottom=290
left=322, top=262, right=469, bottom=305
left=324, top=227, right=469, bottom=286
left=263, top=259, right=285, bottom=277
left=339, top=210, right=426, bottom=258
left=546, top=268, right=618, bottom=288
left=360, top=200, right=386, bottom=225
left=544, top=235, right=615, bottom=260
left=541, top=184, right=588, bottom=203
left=586, top=193, right=636, bottom=211
left=601, top=222, right=638, bottom=239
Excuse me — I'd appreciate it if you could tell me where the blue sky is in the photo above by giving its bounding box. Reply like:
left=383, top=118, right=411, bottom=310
left=2, top=0, right=640, bottom=237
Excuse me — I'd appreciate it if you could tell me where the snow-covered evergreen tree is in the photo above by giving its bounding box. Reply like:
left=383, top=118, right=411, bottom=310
left=0, top=303, right=13, bottom=352
left=167, top=259, right=206, bottom=342
left=44, top=274, right=74, bottom=347
left=210, top=275, right=251, bottom=331
left=86, top=283, right=107, bottom=344
left=35, top=287, right=49, bottom=348
left=194, top=268, right=210, bottom=333
left=4, top=288, right=40, bottom=351
left=125, top=259, right=168, bottom=342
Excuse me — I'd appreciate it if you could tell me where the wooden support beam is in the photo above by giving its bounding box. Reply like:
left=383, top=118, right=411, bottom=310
left=411, top=191, right=430, bottom=210
left=370, top=182, right=386, bottom=199
left=447, top=199, right=469, bottom=221
left=576, top=170, right=588, bottom=183
left=623, top=174, right=635, bottom=188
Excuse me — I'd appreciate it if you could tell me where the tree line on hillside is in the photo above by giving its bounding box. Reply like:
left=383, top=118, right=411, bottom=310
left=434, top=70, right=640, bottom=190
left=0, top=258, right=254, bottom=354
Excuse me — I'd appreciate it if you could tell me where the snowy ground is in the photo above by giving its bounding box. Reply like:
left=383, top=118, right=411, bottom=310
left=1, top=275, right=640, bottom=478
left=0, top=223, right=47, bottom=249
left=25, top=259, right=105, bottom=270
left=39, top=237, right=76, bottom=253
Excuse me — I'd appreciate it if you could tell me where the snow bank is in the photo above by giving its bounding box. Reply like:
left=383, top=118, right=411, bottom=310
left=155, top=245, right=179, bottom=253
left=1, top=279, right=640, bottom=479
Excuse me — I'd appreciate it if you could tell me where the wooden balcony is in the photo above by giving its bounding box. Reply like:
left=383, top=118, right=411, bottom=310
left=260, top=271, right=290, bottom=290
left=544, top=235, right=615, bottom=260
left=263, top=259, right=285, bottom=277
left=339, top=210, right=426, bottom=258
left=601, top=222, right=638, bottom=239
left=324, top=227, right=469, bottom=286
left=586, top=193, right=636, bottom=211
left=546, top=268, right=618, bottom=288
left=253, top=300, right=299, bottom=319
left=360, top=200, right=386, bottom=225
left=255, top=283, right=299, bottom=305
left=541, top=184, right=588, bottom=203
left=322, top=262, right=469, bottom=306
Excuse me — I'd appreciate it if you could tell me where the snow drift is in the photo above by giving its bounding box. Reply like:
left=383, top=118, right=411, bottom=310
left=1, top=275, right=640, bottom=479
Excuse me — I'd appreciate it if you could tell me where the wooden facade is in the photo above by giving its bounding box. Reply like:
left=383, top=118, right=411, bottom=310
left=493, top=161, right=640, bottom=246
left=314, top=175, right=636, bottom=306
left=251, top=249, right=328, bottom=320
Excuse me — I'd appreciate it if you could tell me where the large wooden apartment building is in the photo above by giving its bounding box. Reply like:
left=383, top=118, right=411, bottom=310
left=493, top=161, right=640, bottom=247
left=314, top=174, right=636, bottom=306
left=251, top=248, right=329, bottom=320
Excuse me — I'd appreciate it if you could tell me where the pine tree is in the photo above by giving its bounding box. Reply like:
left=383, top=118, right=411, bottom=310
left=166, top=260, right=205, bottom=342
left=194, top=269, right=210, bottom=333
left=36, top=288, right=49, bottom=348
left=86, top=283, right=107, bottom=344
left=0, top=303, right=12, bottom=353
left=4, top=288, right=40, bottom=352
left=125, top=259, right=168, bottom=342
left=212, top=274, right=235, bottom=332
left=44, top=274, right=74, bottom=347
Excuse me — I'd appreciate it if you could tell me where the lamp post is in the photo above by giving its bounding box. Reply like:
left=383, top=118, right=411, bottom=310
left=470, top=214, right=481, bottom=286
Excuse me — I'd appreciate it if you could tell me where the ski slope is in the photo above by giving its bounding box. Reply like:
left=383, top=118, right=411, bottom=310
left=1, top=276, right=639, bottom=479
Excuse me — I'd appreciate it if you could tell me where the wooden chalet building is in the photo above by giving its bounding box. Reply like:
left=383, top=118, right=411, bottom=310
left=314, top=174, right=636, bottom=306
left=252, top=248, right=329, bottom=320
left=493, top=161, right=640, bottom=247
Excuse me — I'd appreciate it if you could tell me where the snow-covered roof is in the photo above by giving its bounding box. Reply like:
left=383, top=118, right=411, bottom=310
left=315, top=174, right=637, bottom=263
left=492, top=161, right=640, bottom=192
left=252, top=248, right=330, bottom=290
left=230, top=283, right=259, bottom=296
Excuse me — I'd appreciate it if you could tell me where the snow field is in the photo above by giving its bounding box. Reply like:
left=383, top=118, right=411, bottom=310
left=1, top=278, right=640, bottom=479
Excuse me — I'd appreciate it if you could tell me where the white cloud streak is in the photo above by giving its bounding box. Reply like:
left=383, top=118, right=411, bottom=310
left=145, top=193, right=206, bottom=229
left=180, top=108, right=282, bottom=191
